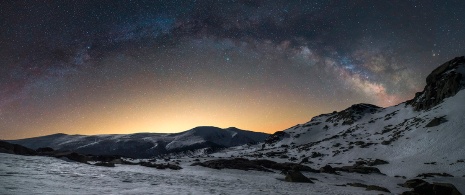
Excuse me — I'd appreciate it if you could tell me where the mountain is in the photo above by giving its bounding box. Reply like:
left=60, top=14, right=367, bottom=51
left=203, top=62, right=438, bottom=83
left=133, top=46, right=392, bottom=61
left=214, top=56, right=465, bottom=179
left=7, top=126, right=268, bottom=158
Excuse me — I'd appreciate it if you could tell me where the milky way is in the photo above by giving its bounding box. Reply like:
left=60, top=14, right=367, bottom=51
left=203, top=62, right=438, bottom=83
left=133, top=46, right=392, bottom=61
left=1, top=1, right=465, bottom=139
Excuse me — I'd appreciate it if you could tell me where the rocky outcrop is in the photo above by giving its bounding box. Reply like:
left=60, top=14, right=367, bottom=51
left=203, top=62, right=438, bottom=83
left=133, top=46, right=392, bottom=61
left=425, top=116, right=448, bottom=127
left=191, top=158, right=318, bottom=172
left=264, top=131, right=290, bottom=144
left=320, top=165, right=337, bottom=174
left=408, top=56, right=465, bottom=111
left=284, top=170, right=313, bottom=183
left=54, top=152, right=90, bottom=164
left=355, top=159, right=389, bottom=166
left=347, top=183, right=390, bottom=193
left=140, top=162, right=182, bottom=170
left=401, top=179, right=462, bottom=195
left=325, top=104, right=380, bottom=126
left=0, top=141, right=37, bottom=156
left=320, top=162, right=383, bottom=174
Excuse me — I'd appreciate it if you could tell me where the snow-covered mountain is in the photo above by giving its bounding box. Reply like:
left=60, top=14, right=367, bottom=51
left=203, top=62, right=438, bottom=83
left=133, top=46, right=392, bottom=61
left=2, top=57, right=465, bottom=194
left=213, top=56, right=465, bottom=178
left=7, top=126, right=268, bottom=158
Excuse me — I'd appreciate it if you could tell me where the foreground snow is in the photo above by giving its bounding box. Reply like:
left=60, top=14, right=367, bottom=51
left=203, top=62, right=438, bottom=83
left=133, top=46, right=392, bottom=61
left=0, top=153, right=438, bottom=195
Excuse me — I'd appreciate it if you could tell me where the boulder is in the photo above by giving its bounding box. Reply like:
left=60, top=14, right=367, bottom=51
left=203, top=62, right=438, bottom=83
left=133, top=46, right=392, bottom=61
left=320, top=165, right=337, bottom=174
left=425, top=116, right=448, bottom=127
left=401, top=179, right=428, bottom=188
left=65, top=152, right=90, bottom=164
left=402, top=182, right=462, bottom=195
left=336, top=165, right=382, bottom=174
left=367, top=159, right=389, bottom=166
left=141, top=162, right=182, bottom=170
left=348, top=183, right=390, bottom=193
left=191, top=158, right=318, bottom=172
left=284, top=170, right=313, bottom=183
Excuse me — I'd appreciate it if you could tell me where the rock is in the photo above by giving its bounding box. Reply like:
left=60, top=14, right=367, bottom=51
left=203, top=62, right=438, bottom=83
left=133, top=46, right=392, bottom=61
left=284, top=170, right=313, bottom=183
left=381, top=140, right=391, bottom=145
left=310, top=152, right=324, bottom=158
left=320, top=165, right=336, bottom=174
left=192, top=158, right=318, bottom=172
left=65, top=152, right=89, bottom=164
left=425, top=116, right=448, bottom=127
left=367, top=159, right=389, bottom=166
left=300, top=157, right=310, bottom=164
left=335, top=164, right=382, bottom=174
left=348, top=183, right=367, bottom=188
left=417, top=173, right=453, bottom=178
left=94, top=162, right=115, bottom=167
left=0, top=141, right=37, bottom=156
left=402, top=182, right=462, bottom=195
left=191, top=158, right=271, bottom=172
left=401, top=179, right=429, bottom=188
left=36, top=147, right=55, bottom=153
left=347, top=183, right=390, bottom=193
left=264, top=131, right=290, bottom=144
left=366, top=185, right=391, bottom=193
left=408, top=56, right=465, bottom=111
left=141, top=162, right=182, bottom=170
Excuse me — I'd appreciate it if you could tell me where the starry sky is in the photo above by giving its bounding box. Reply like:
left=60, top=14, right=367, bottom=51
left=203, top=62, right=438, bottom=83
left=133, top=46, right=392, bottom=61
left=1, top=0, right=465, bottom=139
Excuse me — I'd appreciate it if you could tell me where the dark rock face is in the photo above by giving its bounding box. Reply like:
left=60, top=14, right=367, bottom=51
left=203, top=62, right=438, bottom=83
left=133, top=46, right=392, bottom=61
left=140, top=162, right=182, bottom=170
left=425, top=116, right=448, bottom=127
left=192, top=158, right=271, bottom=172
left=325, top=104, right=381, bottom=125
left=0, top=141, right=37, bottom=156
left=347, top=183, right=390, bottom=193
left=356, top=159, right=389, bottom=166
left=320, top=165, right=336, bottom=174
left=337, top=165, right=381, bottom=174
left=417, top=172, right=454, bottom=178
left=402, top=181, right=462, bottom=195
left=57, top=152, right=90, bottom=164
left=191, top=158, right=318, bottom=172
left=408, top=56, right=465, bottom=111
left=264, top=131, right=290, bottom=144
left=284, top=170, right=313, bottom=183
left=319, top=163, right=383, bottom=175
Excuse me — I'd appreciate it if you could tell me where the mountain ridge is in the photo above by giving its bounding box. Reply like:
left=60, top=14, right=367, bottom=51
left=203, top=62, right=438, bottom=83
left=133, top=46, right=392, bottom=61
left=211, top=56, right=465, bottom=180
left=7, top=126, right=268, bottom=158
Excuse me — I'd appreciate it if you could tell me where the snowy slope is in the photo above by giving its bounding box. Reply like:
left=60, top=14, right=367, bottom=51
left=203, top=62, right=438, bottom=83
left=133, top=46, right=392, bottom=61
left=7, top=126, right=268, bottom=158
left=212, top=56, right=465, bottom=180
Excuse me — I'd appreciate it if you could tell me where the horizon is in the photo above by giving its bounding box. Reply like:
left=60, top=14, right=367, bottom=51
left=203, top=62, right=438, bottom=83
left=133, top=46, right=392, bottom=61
left=1, top=1, right=465, bottom=140
left=6, top=125, right=265, bottom=140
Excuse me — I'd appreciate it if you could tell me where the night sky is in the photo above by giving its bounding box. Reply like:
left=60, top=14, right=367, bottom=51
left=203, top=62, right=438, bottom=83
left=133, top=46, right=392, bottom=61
left=1, top=1, right=465, bottom=139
